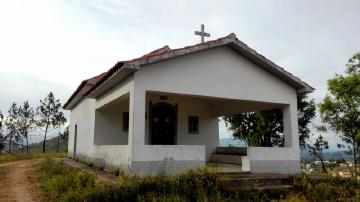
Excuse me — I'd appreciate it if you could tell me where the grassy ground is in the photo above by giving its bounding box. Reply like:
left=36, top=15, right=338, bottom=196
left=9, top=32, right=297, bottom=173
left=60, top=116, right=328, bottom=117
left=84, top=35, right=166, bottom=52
left=0, top=152, right=67, bottom=163
left=292, top=174, right=360, bottom=201
left=0, top=167, right=7, bottom=176
left=36, top=158, right=360, bottom=202
left=36, top=158, right=294, bottom=202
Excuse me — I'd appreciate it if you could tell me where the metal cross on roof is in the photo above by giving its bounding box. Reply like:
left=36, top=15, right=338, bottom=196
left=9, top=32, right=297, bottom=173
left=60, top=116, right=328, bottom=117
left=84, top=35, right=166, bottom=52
left=195, top=24, right=210, bottom=43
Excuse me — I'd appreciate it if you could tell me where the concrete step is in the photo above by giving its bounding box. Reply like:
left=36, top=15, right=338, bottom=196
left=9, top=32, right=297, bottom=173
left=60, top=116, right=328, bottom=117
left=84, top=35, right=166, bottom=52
left=211, top=153, right=243, bottom=165
left=227, top=184, right=294, bottom=191
left=206, top=162, right=245, bottom=173
left=222, top=173, right=293, bottom=192
left=228, top=176, right=291, bottom=186
left=215, top=147, right=247, bottom=155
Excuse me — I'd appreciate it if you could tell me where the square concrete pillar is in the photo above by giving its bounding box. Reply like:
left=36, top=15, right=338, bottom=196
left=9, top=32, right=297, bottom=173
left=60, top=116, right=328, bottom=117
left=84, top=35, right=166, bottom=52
left=128, top=88, right=146, bottom=161
left=282, top=103, right=299, bottom=148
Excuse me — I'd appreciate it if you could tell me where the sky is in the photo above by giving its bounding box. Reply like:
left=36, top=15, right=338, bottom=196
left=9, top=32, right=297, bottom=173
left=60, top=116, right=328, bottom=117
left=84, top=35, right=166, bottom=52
left=0, top=0, right=359, bottom=147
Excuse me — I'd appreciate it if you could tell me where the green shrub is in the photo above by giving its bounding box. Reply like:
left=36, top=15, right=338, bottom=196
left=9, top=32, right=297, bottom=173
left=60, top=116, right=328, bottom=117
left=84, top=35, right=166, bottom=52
left=293, top=174, right=360, bottom=201
left=39, top=158, right=360, bottom=202
left=38, top=159, right=232, bottom=201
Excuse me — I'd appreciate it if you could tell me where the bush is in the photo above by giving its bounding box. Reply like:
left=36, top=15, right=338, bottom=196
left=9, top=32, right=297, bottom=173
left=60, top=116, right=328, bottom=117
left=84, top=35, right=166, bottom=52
left=293, top=174, right=360, bottom=201
left=39, top=158, right=360, bottom=201
left=38, top=158, right=232, bottom=201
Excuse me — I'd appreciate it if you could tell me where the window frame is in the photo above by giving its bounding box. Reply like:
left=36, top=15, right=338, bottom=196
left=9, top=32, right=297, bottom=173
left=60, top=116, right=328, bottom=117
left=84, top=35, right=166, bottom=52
left=188, top=116, right=199, bottom=134
left=123, top=112, right=129, bottom=132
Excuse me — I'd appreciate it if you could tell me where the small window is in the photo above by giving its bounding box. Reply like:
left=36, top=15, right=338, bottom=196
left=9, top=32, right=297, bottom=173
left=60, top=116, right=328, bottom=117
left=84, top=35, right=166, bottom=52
left=123, top=112, right=129, bottom=132
left=188, top=116, right=199, bottom=134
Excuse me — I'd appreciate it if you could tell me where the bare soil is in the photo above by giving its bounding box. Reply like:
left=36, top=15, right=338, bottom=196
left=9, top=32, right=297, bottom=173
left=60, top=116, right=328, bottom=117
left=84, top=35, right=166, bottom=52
left=0, top=159, right=42, bottom=202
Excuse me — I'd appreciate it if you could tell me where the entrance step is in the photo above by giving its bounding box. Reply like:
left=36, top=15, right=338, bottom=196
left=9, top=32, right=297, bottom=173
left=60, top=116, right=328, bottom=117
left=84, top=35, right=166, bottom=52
left=223, top=173, right=294, bottom=191
left=211, top=153, right=243, bottom=165
left=227, top=184, right=294, bottom=191
left=206, top=162, right=245, bottom=173
left=214, top=147, right=247, bottom=156
left=228, top=175, right=292, bottom=186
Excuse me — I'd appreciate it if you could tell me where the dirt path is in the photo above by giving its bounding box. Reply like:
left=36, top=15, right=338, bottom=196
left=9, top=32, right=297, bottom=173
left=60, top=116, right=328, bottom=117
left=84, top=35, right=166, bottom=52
left=0, top=159, right=42, bottom=202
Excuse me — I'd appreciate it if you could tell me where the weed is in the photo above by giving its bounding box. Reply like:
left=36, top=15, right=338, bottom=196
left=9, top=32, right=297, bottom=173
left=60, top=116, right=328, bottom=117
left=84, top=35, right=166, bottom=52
left=37, top=158, right=360, bottom=202
left=0, top=167, right=7, bottom=176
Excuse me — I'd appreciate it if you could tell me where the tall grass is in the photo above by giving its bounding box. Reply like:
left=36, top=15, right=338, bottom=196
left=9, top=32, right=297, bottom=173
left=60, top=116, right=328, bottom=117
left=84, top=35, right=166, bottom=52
left=293, top=173, right=360, bottom=201
left=38, top=158, right=230, bottom=201
left=0, top=167, right=7, bottom=176
left=37, top=158, right=360, bottom=202
left=0, top=152, right=67, bottom=163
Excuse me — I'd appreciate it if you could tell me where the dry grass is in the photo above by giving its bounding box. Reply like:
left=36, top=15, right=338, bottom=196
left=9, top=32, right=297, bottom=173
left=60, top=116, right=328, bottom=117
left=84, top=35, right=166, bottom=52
left=0, top=152, right=66, bottom=163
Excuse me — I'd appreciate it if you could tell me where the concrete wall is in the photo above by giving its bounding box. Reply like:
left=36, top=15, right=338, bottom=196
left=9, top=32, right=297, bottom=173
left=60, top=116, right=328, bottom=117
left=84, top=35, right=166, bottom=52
left=242, top=147, right=300, bottom=175
left=94, top=99, right=129, bottom=145
left=68, top=98, right=96, bottom=160
left=96, top=76, right=134, bottom=109
left=68, top=46, right=300, bottom=175
left=93, top=145, right=130, bottom=171
left=68, top=76, right=134, bottom=169
left=131, top=145, right=205, bottom=175
left=145, top=94, right=218, bottom=160
left=135, top=47, right=296, bottom=104
left=131, top=46, right=300, bottom=175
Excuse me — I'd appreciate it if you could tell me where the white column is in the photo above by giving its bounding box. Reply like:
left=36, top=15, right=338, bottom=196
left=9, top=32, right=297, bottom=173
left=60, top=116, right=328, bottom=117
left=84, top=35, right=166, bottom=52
left=128, top=86, right=146, bottom=162
left=282, top=103, right=299, bottom=148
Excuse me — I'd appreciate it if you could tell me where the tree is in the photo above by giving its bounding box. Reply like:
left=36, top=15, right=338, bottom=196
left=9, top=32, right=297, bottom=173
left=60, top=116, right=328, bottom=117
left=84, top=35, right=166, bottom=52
left=5, top=103, right=21, bottom=153
left=37, top=92, right=62, bottom=153
left=0, top=111, right=5, bottom=153
left=224, top=109, right=283, bottom=146
left=307, top=126, right=329, bottom=173
left=224, top=95, right=316, bottom=147
left=52, top=111, right=66, bottom=152
left=18, top=101, right=36, bottom=153
left=298, top=95, right=316, bottom=148
left=319, top=52, right=360, bottom=178
left=60, top=126, right=69, bottom=152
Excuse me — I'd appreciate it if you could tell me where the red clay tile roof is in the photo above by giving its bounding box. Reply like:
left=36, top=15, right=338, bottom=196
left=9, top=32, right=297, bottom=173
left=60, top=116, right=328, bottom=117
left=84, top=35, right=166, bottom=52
left=82, top=34, right=237, bottom=98
left=63, top=33, right=314, bottom=109
left=63, top=72, right=106, bottom=109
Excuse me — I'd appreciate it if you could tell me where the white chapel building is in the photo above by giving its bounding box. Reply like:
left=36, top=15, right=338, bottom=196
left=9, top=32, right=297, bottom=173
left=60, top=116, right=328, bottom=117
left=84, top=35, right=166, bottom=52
left=63, top=33, right=314, bottom=175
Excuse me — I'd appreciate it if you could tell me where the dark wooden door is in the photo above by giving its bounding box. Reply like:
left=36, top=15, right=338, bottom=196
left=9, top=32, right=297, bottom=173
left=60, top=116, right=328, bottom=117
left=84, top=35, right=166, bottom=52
left=151, top=102, right=176, bottom=145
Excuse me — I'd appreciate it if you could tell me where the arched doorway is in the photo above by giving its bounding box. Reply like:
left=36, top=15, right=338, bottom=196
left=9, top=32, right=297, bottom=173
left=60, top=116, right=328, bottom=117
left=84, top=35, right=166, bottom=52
left=150, top=102, right=177, bottom=145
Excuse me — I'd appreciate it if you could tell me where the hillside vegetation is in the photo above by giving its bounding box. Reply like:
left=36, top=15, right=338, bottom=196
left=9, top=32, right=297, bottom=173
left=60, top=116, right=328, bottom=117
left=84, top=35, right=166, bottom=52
left=38, top=158, right=360, bottom=202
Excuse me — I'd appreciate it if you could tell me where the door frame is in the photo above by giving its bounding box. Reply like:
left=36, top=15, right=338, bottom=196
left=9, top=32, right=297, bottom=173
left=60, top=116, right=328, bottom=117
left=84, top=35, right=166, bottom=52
left=149, top=101, right=178, bottom=145
left=73, top=124, right=77, bottom=159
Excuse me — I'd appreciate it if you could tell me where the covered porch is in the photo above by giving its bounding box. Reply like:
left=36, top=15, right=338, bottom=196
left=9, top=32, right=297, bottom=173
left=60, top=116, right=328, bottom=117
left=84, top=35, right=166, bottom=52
left=93, top=89, right=300, bottom=175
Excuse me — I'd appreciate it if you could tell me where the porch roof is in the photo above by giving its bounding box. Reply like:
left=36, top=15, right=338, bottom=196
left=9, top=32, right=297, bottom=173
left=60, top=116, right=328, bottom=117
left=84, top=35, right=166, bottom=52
left=63, top=33, right=315, bottom=110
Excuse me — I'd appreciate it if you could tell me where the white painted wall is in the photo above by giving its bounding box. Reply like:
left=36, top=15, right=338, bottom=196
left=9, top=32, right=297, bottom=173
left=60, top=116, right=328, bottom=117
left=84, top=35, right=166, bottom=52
left=94, top=99, right=129, bottom=145
left=130, top=46, right=300, bottom=174
left=132, top=145, right=205, bottom=161
left=96, top=76, right=134, bottom=109
left=68, top=46, right=301, bottom=175
left=93, top=145, right=130, bottom=170
left=134, top=47, right=297, bottom=105
left=68, top=76, right=134, bottom=169
left=68, top=98, right=96, bottom=159
left=145, top=94, right=218, bottom=160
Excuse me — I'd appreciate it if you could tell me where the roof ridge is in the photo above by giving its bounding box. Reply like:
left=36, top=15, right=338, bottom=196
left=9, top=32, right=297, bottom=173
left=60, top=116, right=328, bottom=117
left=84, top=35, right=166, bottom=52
left=63, top=32, right=314, bottom=109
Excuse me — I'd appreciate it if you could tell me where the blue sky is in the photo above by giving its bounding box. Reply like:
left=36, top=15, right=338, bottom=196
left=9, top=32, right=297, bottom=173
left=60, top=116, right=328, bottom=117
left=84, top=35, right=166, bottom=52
left=0, top=0, right=359, bottom=146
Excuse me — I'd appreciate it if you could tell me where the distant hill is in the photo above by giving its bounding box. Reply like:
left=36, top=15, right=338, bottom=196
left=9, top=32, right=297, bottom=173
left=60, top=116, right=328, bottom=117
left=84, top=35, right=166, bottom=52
left=300, top=149, right=352, bottom=161
left=219, top=138, right=351, bottom=161
left=219, top=138, right=247, bottom=147
left=29, top=136, right=67, bottom=152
